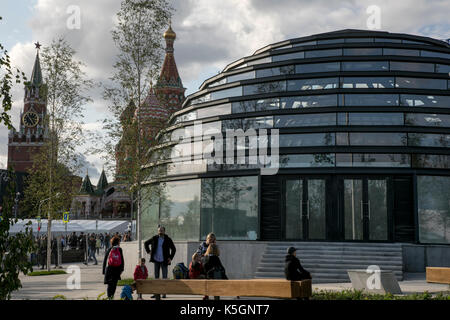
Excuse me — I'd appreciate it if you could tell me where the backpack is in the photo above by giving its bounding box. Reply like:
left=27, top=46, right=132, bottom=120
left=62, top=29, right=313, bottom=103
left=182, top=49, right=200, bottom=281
left=108, top=246, right=122, bottom=267
left=173, top=262, right=189, bottom=279
left=207, top=265, right=226, bottom=279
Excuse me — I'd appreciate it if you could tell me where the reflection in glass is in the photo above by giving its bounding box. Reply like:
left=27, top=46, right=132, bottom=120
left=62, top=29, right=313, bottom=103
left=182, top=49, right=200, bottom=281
left=342, top=61, right=388, bottom=71
left=256, top=65, right=295, bottom=78
left=412, top=154, right=450, bottom=169
left=368, top=180, right=388, bottom=240
left=197, top=104, right=232, bottom=119
left=344, top=94, right=399, bottom=106
left=408, top=133, right=450, bottom=147
left=141, top=185, right=161, bottom=240
left=211, top=86, right=243, bottom=100
left=421, top=51, right=450, bottom=59
left=336, top=154, right=410, bottom=167
left=338, top=112, right=404, bottom=125
left=158, top=180, right=201, bottom=241
left=279, top=133, right=335, bottom=147
left=281, top=94, right=338, bottom=109
left=272, top=51, right=304, bottom=62
left=344, top=48, right=382, bottom=56
left=417, top=176, right=450, bottom=243
left=383, top=48, right=420, bottom=56
left=396, top=77, right=447, bottom=90
left=275, top=113, right=336, bottom=127
left=232, top=98, right=279, bottom=113
left=285, top=180, right=303, bottom=239
left=348, top=132, right=407, bottom=146
left=288, top=77, right=339, bottom=91
left=341, top=77, right=394, bottom=88
left=201, top=176, right=258, bottom=240
left=400, top=94, right=450, bottom=107
left=243, top=81, right=286, bottom=95
left=247, top=56, right=272, bottom=66
left=295, top=62, right=340, bottom=74
left=405, top=113, right=450, bottom=127
left=223, top=116, right=273, bottom=131
left=227, top=71, right=255, bottom=83
left=305, top=49, right=343, bottom=58
left=308, top=179, right=326, bottom=240
left=280, top=154, right=335, bottom=167
left=436, top=64, right=450, bottom=73
left=344, top=179, right=363, bottom=240
left=390, top=61, right=434, bottom=72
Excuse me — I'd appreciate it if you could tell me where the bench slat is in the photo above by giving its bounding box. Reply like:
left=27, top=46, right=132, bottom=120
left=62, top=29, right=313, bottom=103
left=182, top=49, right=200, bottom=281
left=426, top=267, right=450, bottom=284
left=135, top=279, right=312, bottom=298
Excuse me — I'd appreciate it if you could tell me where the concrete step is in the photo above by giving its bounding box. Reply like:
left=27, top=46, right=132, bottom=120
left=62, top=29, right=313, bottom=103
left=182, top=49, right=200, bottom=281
left=259, top=258, right=403, bottom=265
left=257, top=264, right=403, bottom=272
left=265, top=246, right=402, bottom=252
left=267, top=242, right=403, bottom=248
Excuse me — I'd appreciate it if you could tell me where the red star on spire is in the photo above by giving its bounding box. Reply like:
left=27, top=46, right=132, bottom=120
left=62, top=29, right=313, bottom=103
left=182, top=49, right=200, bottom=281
left=34, top=42, right=41, bottom=50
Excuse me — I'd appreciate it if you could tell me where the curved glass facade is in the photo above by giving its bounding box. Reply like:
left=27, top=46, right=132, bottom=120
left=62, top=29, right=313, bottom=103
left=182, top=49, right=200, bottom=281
left=142, top=30, right=450, bottom=244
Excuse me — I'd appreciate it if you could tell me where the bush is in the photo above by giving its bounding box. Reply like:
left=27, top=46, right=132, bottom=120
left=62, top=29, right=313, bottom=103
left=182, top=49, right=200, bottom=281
left=117, top=278, right=135, bottom=286
left=311, top=289, right=450, bottom=300
left=27, top=270, right=67, bottom=276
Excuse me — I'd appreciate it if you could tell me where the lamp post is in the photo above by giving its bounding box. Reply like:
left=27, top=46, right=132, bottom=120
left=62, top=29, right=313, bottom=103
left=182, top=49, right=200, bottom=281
left=38, top=192, right=61, bottom=272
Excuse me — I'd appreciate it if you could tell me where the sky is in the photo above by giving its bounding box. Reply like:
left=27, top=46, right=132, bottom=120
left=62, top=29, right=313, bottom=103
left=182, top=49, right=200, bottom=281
left=0, top=0, right=449, bottom=184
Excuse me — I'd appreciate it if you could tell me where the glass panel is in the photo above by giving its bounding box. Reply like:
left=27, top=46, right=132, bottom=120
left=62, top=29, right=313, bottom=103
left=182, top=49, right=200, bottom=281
left=273, top=44, right=293, bottom=50
left=384, top=48, right=420, bottom=56
left=338, top=112, right=404, bottom=125
left=141, top=184, right=161, bottom=240
left=336, top=154, right=410, bottom=167
left=197, top=104, right=231, bottom=119
left=280, top=154, right=335, bottom=167
left=200, top=176, right=258, bottom=240
left=390, top=61, right=435, bottom=72
left=318, top=38, right=345, bottom=44
left=400, top=94, right=450, bottom=108
left=208, top=78, right=227, bottom=88
left=408, top=133, right=450, bottom=147
left=405, top=113, right=450, bottom=127
left=436, top=64, right=450, bottom=73
left=349, top=132, right=407, bottom=146
left=421, top=51, right=450, bottom=59
left=287, top=77, right=339, bottom=91
left=232, top=98, right=279, bottom=113
left=256, top=65, right=294, bottom=78
left=285, top=180, right=303, bottom=240
left=344, top=94, right=399, bottom=106
left=374, top=38, right=401, bottom=43
left=243, top=81, right=286, bottom=95
left=341, top=77, right=394, bottom=88
left=158, top=180, right=201, bottom=241
left=305, top=49, right=342, bottom=58
left=295, top=62, right=340, bottom=73
left=342, top=61, right=388, bottom=71
left=308, top=179, right=326, bottom=240
left=174, top=110, right=197, bottom=124
left=211, top=86, right=242, bottom=100
left=344, top=179, right=364, bottom=240
left=412, top=154, right=450, bottom=169
left=281, top=94, right=338, bottom=109
left=279, top=133, right=335, bottom=147
left=222, top=116, right=273, bottom=130
left=417, top=176, right=450, bottom=244
left=345, top=38, right=374, bottom=43
left=344, top=48, right=382, bottom=56
left=293, top=41, right=317, bottom=47
left=275, top=113, right=336, bottom=127
left=272, top=51, right=304, bottom=62
left=396, top=77, right=447, bottom=90
left=368, top=179, right=388, bottom=240
left=227, top=71, right=255, bottom=83
left=247, top=56, right=272, bottom=66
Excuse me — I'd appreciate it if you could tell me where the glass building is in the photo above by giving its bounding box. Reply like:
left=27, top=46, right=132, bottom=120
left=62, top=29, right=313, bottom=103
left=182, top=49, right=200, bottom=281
left=141, top=29, right=450, bottom=245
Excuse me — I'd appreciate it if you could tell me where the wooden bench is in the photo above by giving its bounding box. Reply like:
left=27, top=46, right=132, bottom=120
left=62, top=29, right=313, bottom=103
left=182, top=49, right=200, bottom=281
left=135, top=278, right=312, bottom=300
left=426, top=267, right=450, bottom=284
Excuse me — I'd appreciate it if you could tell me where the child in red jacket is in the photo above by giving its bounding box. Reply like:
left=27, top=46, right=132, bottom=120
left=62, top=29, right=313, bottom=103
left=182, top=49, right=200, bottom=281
left=133, top=257, right=148, bottom=300
left=189, top=252, right=206, bottom=279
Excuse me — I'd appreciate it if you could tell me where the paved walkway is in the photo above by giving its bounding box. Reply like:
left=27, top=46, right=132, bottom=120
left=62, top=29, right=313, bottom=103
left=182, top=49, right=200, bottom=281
left=10, top=258, right=449, bottom=300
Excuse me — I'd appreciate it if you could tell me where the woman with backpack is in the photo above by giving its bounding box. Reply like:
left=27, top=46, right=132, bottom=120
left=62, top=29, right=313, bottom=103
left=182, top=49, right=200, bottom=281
left=203, top=243, right=228, bottom=300
left=102, top=235, right=125, bottom=299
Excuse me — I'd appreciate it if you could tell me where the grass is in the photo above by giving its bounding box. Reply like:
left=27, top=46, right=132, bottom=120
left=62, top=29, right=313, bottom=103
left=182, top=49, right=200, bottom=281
left=311, top=289, right=450, bottom=300
left=117, top=278, right=135, bottom=286
left=28, top=270, right=67, bottom=276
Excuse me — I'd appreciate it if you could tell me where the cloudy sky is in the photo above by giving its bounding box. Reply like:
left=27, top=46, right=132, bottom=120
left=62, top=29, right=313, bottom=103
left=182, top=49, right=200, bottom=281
left=0, top=0, right=449, bottom=184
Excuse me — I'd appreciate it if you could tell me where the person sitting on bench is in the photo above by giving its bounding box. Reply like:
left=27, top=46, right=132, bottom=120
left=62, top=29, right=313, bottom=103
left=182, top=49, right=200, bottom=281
left=284, top=247, right=311, bottom=281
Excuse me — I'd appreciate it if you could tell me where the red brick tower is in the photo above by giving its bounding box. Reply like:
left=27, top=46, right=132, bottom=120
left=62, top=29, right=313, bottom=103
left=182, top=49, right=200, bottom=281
left=7, top=43, right=48, bottom=173
left=154, top=22, right=186, bottom=115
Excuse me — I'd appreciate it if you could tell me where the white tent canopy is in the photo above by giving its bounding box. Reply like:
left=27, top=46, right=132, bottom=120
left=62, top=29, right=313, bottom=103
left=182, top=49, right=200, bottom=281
left=7, top=219, right=133, bottom=236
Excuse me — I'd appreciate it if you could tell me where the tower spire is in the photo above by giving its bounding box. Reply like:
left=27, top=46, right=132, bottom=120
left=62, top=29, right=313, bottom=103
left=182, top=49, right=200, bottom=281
left=30, top=42, right=43, bottom=87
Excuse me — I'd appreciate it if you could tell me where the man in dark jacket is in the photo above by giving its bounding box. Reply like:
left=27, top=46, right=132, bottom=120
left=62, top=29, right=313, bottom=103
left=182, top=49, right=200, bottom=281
left=144, top=226, right=176, bottom=299
left=284, top=247, right=311, bottom=281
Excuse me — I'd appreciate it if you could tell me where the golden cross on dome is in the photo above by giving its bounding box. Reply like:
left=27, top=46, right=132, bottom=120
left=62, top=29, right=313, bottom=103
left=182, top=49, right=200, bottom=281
left=34, top=42, right=41, bottom=50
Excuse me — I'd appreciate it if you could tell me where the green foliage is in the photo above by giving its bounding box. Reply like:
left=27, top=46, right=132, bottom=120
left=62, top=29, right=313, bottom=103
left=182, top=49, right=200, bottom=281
left=52, top=294, right=67, bottom=300
left=118, top=278, right=135, bottom=286
left=311, top=289, right=450, bottom=300
left=97, top=292, right=109, bottom=300
left=0, top=169, right=35, bottom=300
left=0, top=16, right=27, bottom=129
left=27, top=270, right=67, bottom=276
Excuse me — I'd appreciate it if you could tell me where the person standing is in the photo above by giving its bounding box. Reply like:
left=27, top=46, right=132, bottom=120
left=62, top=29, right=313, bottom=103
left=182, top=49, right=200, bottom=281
left=104, top=233, right=111, bottom=251
left=39, top=236, right=47, bottom=270
left=144, top=226, right=176, bottom=299
left=88, top=234, right=98, bottom=265
left=102, top=236, right=125, bottom=299
left=284, top=247, right=311, bottom=281
left=96, top=235, right=101, bottom=255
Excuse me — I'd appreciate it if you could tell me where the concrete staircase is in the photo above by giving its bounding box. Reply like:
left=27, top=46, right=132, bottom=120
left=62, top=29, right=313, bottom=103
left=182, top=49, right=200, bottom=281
left=254, top=242, right=404, bottom=284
